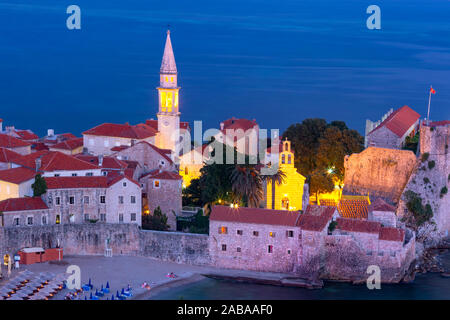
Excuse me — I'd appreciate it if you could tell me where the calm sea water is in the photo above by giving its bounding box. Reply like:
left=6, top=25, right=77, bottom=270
left=153, top=253, right=450, bottom=300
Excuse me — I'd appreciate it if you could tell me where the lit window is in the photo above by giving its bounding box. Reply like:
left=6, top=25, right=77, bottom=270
left=219, top=226, right=228, bottom=234
left=56, top=215, right=60, bottom=224
left=153, top=180, right=160, bottom=189
left=288, top=154, right=292, bottom=164
left=269, top=232, right=275, bottom=238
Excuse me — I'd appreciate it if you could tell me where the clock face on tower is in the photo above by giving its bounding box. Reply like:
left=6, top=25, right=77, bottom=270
left=164, top=120, right=170, bottom=127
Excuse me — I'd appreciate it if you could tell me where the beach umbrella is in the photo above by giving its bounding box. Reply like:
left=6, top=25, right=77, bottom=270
left=111, top=294, right=115, bottom=300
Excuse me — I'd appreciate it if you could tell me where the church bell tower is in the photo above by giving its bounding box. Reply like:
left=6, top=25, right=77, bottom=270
left=157, top=29, right=180, bottom=151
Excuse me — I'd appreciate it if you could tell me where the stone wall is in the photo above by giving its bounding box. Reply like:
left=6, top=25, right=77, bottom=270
left=398, top=123, right=450, bottom=237
left=343, top=147, right=417, bottom=203
left=0, top=224, right=209, bottom=266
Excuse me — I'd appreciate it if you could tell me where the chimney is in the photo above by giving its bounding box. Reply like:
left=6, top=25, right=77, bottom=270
left=220, top=122, right=224, bottom=130
left=47, top=129, right=54, bottom=137
left=35, top=157, right=42, bottom=172
left=98, top=154, right=104, bottom=167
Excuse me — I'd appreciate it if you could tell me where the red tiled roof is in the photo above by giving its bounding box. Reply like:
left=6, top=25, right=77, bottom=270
left=31, top=142, right=50, bottom=151
left=50, top=138, right=83, bottom=151
left=210, top=205, right=301, bottom=226
left=0, top=197, right=48, bottom=212
left=297, top=205, right=336, bottom=231
left=0, top=167, right=36, bottom=184
left=83, top=123, right=157, bottom=139
left=12, top=151, right=99, bottom=172
left=337, top=198, right=370, bottom=219
left=379, top=227, right=405, bottom=242
left=45, top=176, right=108, bottom=189
left=111, top=145, right=129, bottom=152
left=59, top=133, right=77, bottom=140
left=0, top=147, right=22, bottom=163
left=75, top=154, right=128, bottom=170
left=15, top=130, right=39, bottom=141
left=141, top=169, right=182, bottom=180
left=369, top=198, right=396, bottom=212
left=45, top=174, right=140, bottom=189
left=369, top=105, right=420, bottom=137
left=221, top=117, right=258, bottom=133
left=0, top=133, right=31, bottom=148
left=336, top=218, right=381, bottom=234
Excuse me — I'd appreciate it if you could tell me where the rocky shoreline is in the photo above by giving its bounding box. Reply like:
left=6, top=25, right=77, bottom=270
left=410, top=238, right=450, bottom=279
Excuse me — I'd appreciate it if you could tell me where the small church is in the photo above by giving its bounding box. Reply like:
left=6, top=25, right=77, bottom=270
left=264, top=139, right=307, bottom=211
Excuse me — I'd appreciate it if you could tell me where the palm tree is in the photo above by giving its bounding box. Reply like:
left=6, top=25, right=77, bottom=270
left=231, top=165, right=264, bottom=208
left=262, top=168, right=287, bottom=210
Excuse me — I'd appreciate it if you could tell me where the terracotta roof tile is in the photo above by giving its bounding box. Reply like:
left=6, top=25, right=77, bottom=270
left=141, top=169, right=181, bottom=180
left=50, top=138, right=83, bottom=151
left=337, top=198, right=370, bottom=219
left=0, top=197, right=48, bottom=212
left=379, top=227, right=405, bottom=242
left=0, top=167, right=36, bottom=184
left=15, top=130, right=39, bottom=141
left=0, top=133, right=31, bottom=148
left=336, top=218, right=381, bottom=234
left=210, top=205, right=301, bottom=226
left=83, top=123, right=157, bottom=139
left=12, top=151, right=99, bottom=172
left=297, top=206, right=336, bottom=231
left=75, top=154, right=128, bottom=170
left=369, top=105, right=420, bottom=137
left=0, top=147, right=22, bottom=163
left=221, top=118, right=258, bottom=133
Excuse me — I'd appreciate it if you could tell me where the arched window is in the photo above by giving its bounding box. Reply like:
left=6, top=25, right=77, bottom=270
left=288, top=154, right=292, bottom=164
left=281, top=154, right=285, bottom=164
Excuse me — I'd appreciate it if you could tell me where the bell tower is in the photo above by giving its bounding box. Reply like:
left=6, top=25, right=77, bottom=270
left=157, top=29, right=180, bottom=151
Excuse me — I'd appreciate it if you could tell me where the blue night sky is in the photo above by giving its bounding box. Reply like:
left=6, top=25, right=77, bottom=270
left=0, top=0, right=449, bottom=137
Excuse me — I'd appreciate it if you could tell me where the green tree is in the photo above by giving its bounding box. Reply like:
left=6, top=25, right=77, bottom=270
left=142, top=206, right=169, bottom=231
left=182, top=178, right=203, bottom=207
left=262, top=168, right=286, bottom=209
left=309, top=169, right=335, bottom=204
left=32, top=174, right=47, bottom=197
left=231, top=165, right=264, bottom=208
left=283, top=118, right=328, bottom=177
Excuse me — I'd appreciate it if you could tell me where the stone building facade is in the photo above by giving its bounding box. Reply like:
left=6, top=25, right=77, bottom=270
left=140, top=170, right=182, bottom=230
left=42, top=175, right=142, bottom=226
left=0, top=197, right=51, bottom=227
left=209, top=206, right=302, bottom=273
left=365, top=105, right=420, bottom=149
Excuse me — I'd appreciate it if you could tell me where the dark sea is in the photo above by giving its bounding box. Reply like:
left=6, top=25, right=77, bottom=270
left=0, top=0, right=449, bottom=137
left=152, top=252, right=450, bottom=300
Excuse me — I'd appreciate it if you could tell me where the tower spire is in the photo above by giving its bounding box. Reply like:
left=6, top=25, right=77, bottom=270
left=160, top=29, right=177, bottom=74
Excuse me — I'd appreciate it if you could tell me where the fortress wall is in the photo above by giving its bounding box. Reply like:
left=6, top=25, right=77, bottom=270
left=343, top=147, right=417, bottom=203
